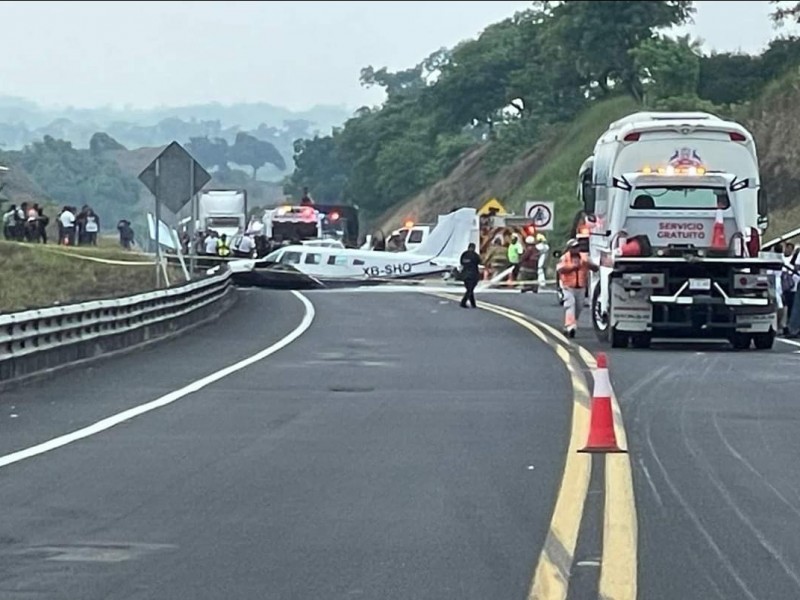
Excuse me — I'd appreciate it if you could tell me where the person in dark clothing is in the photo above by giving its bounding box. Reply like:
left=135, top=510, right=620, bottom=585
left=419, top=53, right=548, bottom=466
left=459, top=242, right=482, bottom=308
left=117, top=219, right=134, bottom=250
left=37, top=207, right=49, bottom=244
left=300, top=187, right=314, bottom=206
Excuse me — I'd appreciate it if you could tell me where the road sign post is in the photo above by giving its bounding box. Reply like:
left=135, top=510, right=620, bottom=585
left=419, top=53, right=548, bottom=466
left=524, top=201, right=555, bottom=231
left=154, top=157, right=162, bottom=287
left=189, top=160, right=197, bottom=276
left=138, top=142, right=211, bottom=282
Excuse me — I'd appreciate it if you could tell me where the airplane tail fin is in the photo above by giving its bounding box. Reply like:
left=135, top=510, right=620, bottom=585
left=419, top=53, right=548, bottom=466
left=409, top=208, right=479, bottom=261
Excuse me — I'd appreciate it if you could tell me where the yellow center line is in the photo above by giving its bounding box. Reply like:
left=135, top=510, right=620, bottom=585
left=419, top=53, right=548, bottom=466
left=428, top=292, right=638, bottom=600
left=430, top=293, right=591, bottom=600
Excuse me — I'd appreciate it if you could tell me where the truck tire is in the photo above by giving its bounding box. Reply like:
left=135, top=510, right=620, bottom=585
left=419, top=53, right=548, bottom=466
left=752, top=331, right=775, bottom=350
left=611, top=327, right=629, bottom=348
left=592, top=285, right=609, bottom=343
left=730, top=333, right=751, bottom=350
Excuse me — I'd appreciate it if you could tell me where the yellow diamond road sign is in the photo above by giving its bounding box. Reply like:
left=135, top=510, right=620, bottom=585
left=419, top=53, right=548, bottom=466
left=478, top=198, right=507, bottom=215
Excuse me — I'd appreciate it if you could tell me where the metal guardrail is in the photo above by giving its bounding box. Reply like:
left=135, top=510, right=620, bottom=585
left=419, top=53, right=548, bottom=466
left=0, top=270, right=235, bottom=384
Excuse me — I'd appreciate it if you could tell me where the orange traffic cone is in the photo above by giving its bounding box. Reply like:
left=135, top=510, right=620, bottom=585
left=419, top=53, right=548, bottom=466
left=579, top=353, right=626, bottom=453
left=710, top=207, right=727, bottom=252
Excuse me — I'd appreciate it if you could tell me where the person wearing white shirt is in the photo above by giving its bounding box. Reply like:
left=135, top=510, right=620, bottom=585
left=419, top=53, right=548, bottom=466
left=59, top=208, right=75, bottom=245
left=535, top=233, right=550, bottom=287
left=232, top=234, right=255, bottom=258
left=204, top=233, right=218, bottom=256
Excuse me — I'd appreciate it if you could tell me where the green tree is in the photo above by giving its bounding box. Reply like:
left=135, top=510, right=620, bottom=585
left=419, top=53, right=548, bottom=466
left=229, top=132, right=286, bottom=179
left=285, top=135, right=348, bottom=203
left=360, top=64, right=425, bottom=101
left=431, top=18, right=525, bottom=131
left=697, top=52, right=766, bottom=106
left=771, top=1, right=800, bottom=24
left=12, top=135, right=140, bottom=228
left=186, top=136, right=230, bottom=171
left=544, top=1, right=695, bottom=99
left=631, top=35, right=702, bottom=103
left=89, top=132, right=126, bottom=155
left=760, top=36, right=800, bottom=80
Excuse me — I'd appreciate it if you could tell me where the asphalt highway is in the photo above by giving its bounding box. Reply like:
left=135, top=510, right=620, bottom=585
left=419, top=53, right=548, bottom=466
left=5, top=282, right=797, bottom=599
left=0, top=289, right=578, bottom=600
left=484, top=285, right=800, bottom=600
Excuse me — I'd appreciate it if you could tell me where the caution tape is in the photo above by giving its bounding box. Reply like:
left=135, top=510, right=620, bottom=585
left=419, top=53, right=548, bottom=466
left=6, top=242, right=156, bottom=266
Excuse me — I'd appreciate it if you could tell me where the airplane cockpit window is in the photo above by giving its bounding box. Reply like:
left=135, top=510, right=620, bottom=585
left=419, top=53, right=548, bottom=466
left=408, top=230, right=424, bottom=244
left=327, top=255, right=348, bottom=266
left=264, top=249, right=283, bottom=263
left=305, top=253, right=322, bottom=264
left=280, top=251, right=302, bottom=265
left=352, top=259, right=365, bottom=266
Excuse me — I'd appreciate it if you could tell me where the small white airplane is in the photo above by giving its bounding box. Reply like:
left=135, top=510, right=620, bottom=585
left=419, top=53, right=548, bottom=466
left=226, top=207, right=479, bottom=289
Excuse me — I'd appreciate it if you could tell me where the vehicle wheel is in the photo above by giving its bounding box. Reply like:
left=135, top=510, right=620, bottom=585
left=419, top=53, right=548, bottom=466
left=730, top=333, right=751, bottom=350
left=592, top=284, right=609, bottom=343
left=611, top=327, right=629, bottom=348
left=631, top=334, right=651, bottom=349
left=752, top=331, right=775, bottom=350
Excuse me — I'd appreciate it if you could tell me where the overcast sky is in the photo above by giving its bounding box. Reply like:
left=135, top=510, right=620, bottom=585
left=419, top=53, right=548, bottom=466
left=1, top=1, right=797, bottom=112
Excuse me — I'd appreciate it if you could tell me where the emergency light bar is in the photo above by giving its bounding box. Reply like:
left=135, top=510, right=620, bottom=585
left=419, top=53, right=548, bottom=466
left=275, top=205, right=317, bottom=219
left=639, top=165, right=706, bottom=176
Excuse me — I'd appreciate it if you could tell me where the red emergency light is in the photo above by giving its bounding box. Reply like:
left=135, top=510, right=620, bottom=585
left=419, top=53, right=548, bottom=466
left=329, top=211, right=340, bottom=222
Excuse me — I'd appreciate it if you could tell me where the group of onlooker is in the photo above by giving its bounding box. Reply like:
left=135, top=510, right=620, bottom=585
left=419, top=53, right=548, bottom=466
left=2, top=202, right=103, bottom=247
left=2, top=202, right=50, bottom=243
left=55, top=205, right=101, bottom=246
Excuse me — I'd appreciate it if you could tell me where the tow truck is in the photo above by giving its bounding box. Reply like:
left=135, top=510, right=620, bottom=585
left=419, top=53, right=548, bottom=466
left=579, top=111, right=782, bottom=350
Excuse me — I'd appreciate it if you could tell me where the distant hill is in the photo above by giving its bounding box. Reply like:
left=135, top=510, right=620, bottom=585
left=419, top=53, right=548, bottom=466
left=0, top=96, right=352, bottom=134
left=0, top=96, right=354, bottom=183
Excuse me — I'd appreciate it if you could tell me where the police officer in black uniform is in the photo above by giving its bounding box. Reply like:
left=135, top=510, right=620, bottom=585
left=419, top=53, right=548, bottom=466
left=459, top=242, right=482, bottom=308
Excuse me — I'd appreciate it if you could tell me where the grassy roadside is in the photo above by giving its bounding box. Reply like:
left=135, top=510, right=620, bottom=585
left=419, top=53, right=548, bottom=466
left=0, top=241, right=185, bottom=313
left=507, top=96, right=639, bottom=244
left=766, top=203, right=800, bottom=245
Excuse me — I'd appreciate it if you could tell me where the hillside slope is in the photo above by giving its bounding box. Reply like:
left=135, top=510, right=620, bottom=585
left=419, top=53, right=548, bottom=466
left=379, top=75, right=800, bottom=244
left=377, top=96, right=638, bottom=239
left=739, top=71, right=800, bottom=238
left=0, top=162, right=52, bottom=208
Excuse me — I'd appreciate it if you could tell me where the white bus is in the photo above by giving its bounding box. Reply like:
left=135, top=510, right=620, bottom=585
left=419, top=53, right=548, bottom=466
left=578, top=111, right=766, bottom=235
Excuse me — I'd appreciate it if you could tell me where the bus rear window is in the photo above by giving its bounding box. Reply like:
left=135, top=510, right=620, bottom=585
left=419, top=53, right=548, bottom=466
left=630, top=187, right=730, bottom=210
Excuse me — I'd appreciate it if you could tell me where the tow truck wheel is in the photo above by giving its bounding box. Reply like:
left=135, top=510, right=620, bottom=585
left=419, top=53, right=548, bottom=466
left=592, top=285, right=609, bottom=342
left=610, top=327, right=629, bottom=348
left=752, top=331, right=776, bottom=350
left=730, top=333, right=752, bottom=351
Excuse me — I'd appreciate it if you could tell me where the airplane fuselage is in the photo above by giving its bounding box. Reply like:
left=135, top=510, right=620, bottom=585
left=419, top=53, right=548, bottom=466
left=231, top=245, right=457, bottom=284
left=227, top=206, right=478, bottom=289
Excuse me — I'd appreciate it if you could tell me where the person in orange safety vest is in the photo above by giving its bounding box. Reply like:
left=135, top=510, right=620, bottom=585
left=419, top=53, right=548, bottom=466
left=557, top=238, right=598, bottom=338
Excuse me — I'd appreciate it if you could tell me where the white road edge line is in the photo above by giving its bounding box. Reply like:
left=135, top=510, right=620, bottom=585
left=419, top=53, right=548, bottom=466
left=0, top=291, right=315, bottom=470
left=777, top=338, right=800, bottom=349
